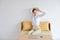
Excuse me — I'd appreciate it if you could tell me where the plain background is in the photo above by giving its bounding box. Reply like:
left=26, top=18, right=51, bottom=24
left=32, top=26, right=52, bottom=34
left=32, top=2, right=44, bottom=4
left=0, top=0, right=60, bottom=40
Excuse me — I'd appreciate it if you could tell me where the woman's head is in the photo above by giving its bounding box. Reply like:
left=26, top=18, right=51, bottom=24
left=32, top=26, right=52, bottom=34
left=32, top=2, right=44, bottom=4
left=32, top=7, right=40, bottom=16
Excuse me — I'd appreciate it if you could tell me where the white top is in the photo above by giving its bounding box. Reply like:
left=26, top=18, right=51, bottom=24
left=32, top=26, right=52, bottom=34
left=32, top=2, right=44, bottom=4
left=32, top=12, right=45, bottom=26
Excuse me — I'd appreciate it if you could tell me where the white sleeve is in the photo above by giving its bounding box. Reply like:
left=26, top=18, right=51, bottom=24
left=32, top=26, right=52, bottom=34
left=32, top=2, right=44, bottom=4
left=32, top=17, right=35, bottom=26
left=37, top=12, right=45, bottom=17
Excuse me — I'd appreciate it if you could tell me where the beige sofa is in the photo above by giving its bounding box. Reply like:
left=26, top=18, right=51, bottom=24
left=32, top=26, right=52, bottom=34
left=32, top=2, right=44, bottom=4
left=18, top=21, right=52, bottom=40
left=21, top=21, right=51, bottom=35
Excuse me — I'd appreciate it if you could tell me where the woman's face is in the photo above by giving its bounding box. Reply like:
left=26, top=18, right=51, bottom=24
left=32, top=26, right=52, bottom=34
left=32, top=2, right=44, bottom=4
left=33, top=10, right=38, bottom=16
left=34, top=10, right=37, bottom=13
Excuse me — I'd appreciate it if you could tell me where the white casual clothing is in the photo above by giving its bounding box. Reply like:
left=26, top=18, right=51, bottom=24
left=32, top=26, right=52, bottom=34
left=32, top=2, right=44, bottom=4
left=32, top=12, right=45, bottom=27
left=28, top=12, right=45, bottom=35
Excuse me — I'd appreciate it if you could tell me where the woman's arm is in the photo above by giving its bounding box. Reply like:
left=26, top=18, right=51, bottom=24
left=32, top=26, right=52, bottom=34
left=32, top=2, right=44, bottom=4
left=38, top=9, right=46, bottom=16
left=40, top=11, right=46, bottom=16
left=37, top=11, right=46, bottom=17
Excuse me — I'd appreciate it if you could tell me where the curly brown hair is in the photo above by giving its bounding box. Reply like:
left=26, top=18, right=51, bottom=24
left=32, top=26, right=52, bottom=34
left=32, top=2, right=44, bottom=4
left=32, top=8, right=36, bottom=13
left=32, top=7, right=40, bottom=13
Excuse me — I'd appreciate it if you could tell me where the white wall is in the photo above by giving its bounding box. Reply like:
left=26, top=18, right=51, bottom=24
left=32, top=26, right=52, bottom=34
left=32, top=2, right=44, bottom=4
left=0, top=0, right=60, bottom=40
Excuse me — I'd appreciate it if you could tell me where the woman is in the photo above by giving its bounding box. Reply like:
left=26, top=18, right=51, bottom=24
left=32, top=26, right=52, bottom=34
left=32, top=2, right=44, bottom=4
left=28, top=7, right=45, bottom=35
